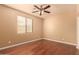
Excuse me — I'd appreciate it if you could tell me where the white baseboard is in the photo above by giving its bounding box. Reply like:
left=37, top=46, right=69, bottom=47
left=42, top=38, right=77, bottom=46
left=0, top=38, right=42, bottom=50
left=0, top=38, right=77, bottom=50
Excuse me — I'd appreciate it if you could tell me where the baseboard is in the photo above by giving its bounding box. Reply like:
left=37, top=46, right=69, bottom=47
left=42, top=38, right=77, bottom=46
left=0, top=38, right=42, bottom=50
left=0, top=38, right=77, bottom=50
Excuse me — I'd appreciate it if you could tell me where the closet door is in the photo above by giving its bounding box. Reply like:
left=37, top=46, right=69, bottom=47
left=77, top=17, right=79, bottom=49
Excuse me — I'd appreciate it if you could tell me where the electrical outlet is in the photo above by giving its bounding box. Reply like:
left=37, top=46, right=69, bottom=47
left=8, top=41, right=11, bottom=43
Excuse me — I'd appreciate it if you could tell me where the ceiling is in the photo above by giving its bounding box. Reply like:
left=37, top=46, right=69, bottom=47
left=6, top=4, right=76, bottom=19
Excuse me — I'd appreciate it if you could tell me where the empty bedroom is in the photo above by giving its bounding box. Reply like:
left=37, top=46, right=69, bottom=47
left=0, top=4, right=77, bottom=55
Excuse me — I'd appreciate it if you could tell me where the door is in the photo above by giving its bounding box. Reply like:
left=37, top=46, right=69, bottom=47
left=77, top=17, right=79, bottom=49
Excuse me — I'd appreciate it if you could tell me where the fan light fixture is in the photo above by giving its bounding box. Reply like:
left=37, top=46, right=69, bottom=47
left=32, top=4, right=51, bottom=16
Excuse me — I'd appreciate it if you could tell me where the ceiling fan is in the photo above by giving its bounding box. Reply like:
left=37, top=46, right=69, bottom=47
left=32, top=4, right=51, bottom=16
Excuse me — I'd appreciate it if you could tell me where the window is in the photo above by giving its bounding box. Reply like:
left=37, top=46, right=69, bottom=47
left=17, top=16, right=26, bottom=34
left=27, top=18, right=32, bottom=32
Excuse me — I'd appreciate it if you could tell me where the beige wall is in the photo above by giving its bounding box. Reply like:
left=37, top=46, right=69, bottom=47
left=43, top=5, right=76, bottom=44
left=0, top=5, right=43, bottom=48
left=0, top=4, right=77, bottom=48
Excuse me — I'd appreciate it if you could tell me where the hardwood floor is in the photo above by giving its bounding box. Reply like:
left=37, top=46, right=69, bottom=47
left=0, top=39, right=76, bottom=55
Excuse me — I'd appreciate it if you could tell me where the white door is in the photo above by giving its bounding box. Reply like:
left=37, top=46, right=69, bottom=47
left=77, top=17, right=79, bottom=49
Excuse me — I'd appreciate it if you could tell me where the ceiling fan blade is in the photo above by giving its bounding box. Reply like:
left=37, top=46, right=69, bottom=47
left=44, top=10, right=50, bottom=13
left=40, top=11, right=42, bottom=16
left=32, top=11, right=39, bottom=13
left=44, top=5, right=50, bottom=9
left=34, top=5, right=40, bottom=10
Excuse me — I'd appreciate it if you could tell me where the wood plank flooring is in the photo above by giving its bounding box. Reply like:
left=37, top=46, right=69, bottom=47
left=0, top=39, right=76, bottom=55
